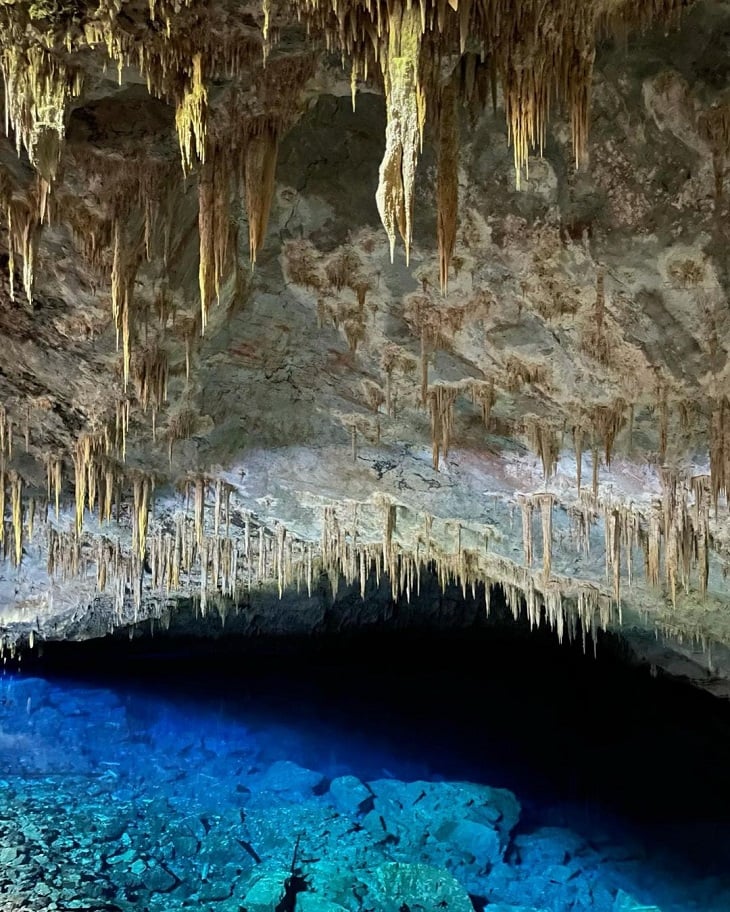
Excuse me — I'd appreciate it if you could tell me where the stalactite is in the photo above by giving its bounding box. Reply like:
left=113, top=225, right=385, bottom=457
left=437, top=80, right=458, bottom=294
left=658, top=386, right=668, bottom=464
left=193, top=475, right=206, bottom=547
left=376, top=0, right=425, bottom=263
left=605, top=506, right=622, bottom=606
left=198, top=144, right=232, bottom=333
left=471, top=379, right=495, bottom=432
left=110, top=220, right=137, bottom=389
left=646, top=506, right=662, bottom=589
left=9, top=472, right=22, bottom=566
left=573, top=425, right=584, bottom=492
left=692, top=474, right=711, bottom=598
left=45, top=455, right=62, bottom=520
left=5, top=196, right=39, bottom=303
left=133, top=344, right=168, bottom=418
left=428, top=384, right=458, bottom=470
left=176, top=53, right=207, bottom=174
left=698, top=103, right=730, bottom=199
left=0, top=45, right=83, bottom=182
left=132, top=474, right=153, bottom=561
left=244, top=126, right=279, bottom=267
left=710, top=397, right=729, bottom=512
left=525, top=418, right=559, bottom=480
left=115, top=399, right=131, bottom=463
left=537, top=494, right=553, bottom=582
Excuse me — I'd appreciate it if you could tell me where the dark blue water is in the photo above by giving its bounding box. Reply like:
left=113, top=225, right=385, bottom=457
left=2, top=621, right=730, bottom=912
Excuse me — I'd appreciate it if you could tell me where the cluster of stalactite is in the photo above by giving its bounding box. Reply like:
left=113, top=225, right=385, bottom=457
left=558, top=469, right=713, bottom=609
left=22, top=473, right=320, bottom=623
left=0, top=454, right=724, bottom=653
left=0, top=2, right=315, bottom=372
left=0, top=0, right=718, bottom=655
left=0, top=32, right=319, bottom=563
left=290, top=0, right=688, bottom=283
left=0, top=0, right=688, bottom=335
left=196, top=114, right=287, bottom=331
left=319, top=496, right=616, bottom=648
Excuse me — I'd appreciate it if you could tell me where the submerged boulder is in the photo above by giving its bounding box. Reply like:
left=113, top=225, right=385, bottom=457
left=328, top=775, right=373, bottom=816
left=365, top=778, right=520, bottom=864
left=613, top=890, right=663, bottom=911
left=249, top=760, right=325, bottom=797
left=369, top=861, right=475, bottom=912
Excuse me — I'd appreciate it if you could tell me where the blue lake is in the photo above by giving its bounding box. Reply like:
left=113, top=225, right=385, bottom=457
left=1, top=624, right=729, bottom=912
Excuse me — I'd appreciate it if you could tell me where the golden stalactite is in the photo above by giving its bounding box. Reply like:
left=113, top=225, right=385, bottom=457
left=110, top=220, right=138, bottom=389
left=132, top=344, right=169, bottom=418
left=710, top=397, right=729, bottom=512
left=436, top=80, right=458, bottom=294
left=244, top=125, right=279, bottom=267
left=0, top=462, right=4, bottom=546
left=132, top=474, right=153, bottom=561
left=697, top=103, right=730, bottom=199
left=525, top=418, right=560, bottom=480
left=46, top=454, right=62, bottom=519
left=176, top=52, right=208, bottom=175
left=72, top=432, right=108, bottom=537
left=536, top=493, right=554, bottom=583
left=0, top=45, right=83, bottom=183
left=376, top=0, right=426, bottom=264
left=518, top=494, right=533, bottom=567
left=5, top=193, right=40, bottom=304
left=586, top=398, right=626, bottom=468
left=9, top=471, right=22, bottom=567
left=573, top=424, right=584, bottom=492
left=198, top=143, right=233, bottom=333
left=427, top=384, right=457, bottom=470
left=470, top=379, right=495, bottom=431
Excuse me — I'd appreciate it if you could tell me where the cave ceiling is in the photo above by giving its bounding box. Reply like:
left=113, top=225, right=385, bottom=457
left=1, top=0, right=730, bottom=688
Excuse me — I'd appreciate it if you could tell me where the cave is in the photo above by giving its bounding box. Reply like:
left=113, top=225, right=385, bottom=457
left=1, top=0, right=730, bottom=908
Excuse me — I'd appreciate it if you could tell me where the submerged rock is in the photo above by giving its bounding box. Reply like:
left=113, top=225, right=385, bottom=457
left=328, top=775, right=373, bottom=816
left=365, top=778, right=520, bottom=864
left=368, top=861, right=475, bottom=912
left=613, top=891, right=663, bottom=911
left=250, top=760, right=325, bottom=797
left=242, top=870, right=291, bottom=912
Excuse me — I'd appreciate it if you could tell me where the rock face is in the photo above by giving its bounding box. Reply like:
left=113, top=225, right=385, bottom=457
left=0, top=0, right=728, bottom=688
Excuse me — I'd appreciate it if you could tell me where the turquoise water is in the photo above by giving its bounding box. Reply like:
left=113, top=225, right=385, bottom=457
left=1, top=627, right=729, bottom=912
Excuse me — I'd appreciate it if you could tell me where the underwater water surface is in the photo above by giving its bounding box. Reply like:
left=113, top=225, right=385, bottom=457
left=1, top=620, right=730, bottom=912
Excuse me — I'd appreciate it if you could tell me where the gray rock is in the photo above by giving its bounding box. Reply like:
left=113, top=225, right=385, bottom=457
left=145, top=863, right=178, bottom=893
left=298, top=895, right=350, bottom=912
left=199, top=880, right=233, bottom=902
left=366, top=779, right=519, bottom=865
left=252, top=761, right=324, bottom=796
left=436, top=818, right=500, bottom=864
left=483, top=906, right=550, bottom=912
left=613, top=889, right=662, bottom=911
left=242, top=871, right=289, bottom=912
left=328, top=775, right=372, bottom=816
left=368, top=862, right=474, bottom=912
left=513, top=827, right=589, bottom=867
